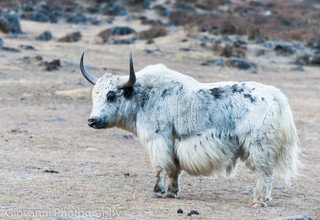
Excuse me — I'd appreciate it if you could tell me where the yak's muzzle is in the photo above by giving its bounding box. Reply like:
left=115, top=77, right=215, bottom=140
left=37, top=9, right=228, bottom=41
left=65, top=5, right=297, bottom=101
left=87, top=117, right=105, bottom=129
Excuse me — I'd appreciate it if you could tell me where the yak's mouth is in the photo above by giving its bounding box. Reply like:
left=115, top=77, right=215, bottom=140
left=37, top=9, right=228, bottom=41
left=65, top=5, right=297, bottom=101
left=87, top=117, right=107, bottom=129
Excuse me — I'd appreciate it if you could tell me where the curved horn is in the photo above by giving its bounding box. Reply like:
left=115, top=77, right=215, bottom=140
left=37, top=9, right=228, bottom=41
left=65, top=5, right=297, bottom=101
left=118, top=52, right=136, bottom=89
left=80, top=53, right=97, bottom=85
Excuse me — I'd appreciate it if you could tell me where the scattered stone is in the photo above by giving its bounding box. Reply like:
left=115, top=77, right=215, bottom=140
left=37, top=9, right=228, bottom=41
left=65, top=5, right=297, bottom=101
left=0, top=37, right=3, bottom=48
left=21, top=1, right=98, bottom=24
left=236, top=187, right=253, bottom=195
left=43, top=169, right=59, bottom=174
left=142, top=48, right=162, bottom=54
left=111, top=38, right=136, bottom=45
left=35, top=55, right=43, bottom=61
left=0, top=10, right=22, bottom=34
left=124, top=173, right=130, bottom=177
left=1, top=46, right=20, bottom=53
left=307, top=40, right=320, bottom=50
left=9, top=128, right=24, bottom=133
left=98, top=26, right=136, bottom=42
left=311, top=53, right=320, bottom=65
left=122, top=134, right=133, bottom=140
left=52, top=116, right=65, bottom=122
left=58, top=31, right=82, bottom=43
left=42, top=59, right=61, bottom=71
left=140, top=16, right=164, bottom=26
left=187, top=210, right=199, bottom=216
left=137, top=26, right=167, bottom=39
left=36, top=30, right=53, bottom=41
left=286, top=216, right=313, bottom=220
left=177, top=208, right=183, bottom=214
left=153, top=4, right=170, bottom=16
left=65, top=12, right=91, bottom=24
left=101, top=2, right=127, bottom=16
left=180, top=48, right=191, bottom=52
left=19, top=44, right=35, bottom=50
left=255, top=49, right=266, bottom=56
left=292, top=64, right=304, bottom=71
left=296, top=52, right=320, bottom=66
left=226, top=58, right=256, bottom=70
left=201, top=59, right=225, bottom=66
left=274, top=43, right=295, bottom=56
left=146, top=38, right=155, bottom=44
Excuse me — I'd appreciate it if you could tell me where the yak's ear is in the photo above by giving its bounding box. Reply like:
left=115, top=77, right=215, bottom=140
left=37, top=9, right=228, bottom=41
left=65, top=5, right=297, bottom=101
left=123, top=86, right=134, bottom=98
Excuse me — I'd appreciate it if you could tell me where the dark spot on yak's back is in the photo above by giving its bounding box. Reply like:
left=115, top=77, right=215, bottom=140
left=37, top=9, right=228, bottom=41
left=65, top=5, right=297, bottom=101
left=231, top=84, right=244, bottom=93
left=161, top=87, right=174, bottom=98
left=210, top=87, right=224, bottom=99
left=244, top=93, right=256, bottom=103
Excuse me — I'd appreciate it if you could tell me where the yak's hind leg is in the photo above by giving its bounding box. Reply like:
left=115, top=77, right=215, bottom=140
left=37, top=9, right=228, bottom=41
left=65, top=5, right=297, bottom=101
left=167, top=169, right=181, bottom=198
left=253, top=172, right=273, bottom=207
left=245, top=149, right=274, bottom=207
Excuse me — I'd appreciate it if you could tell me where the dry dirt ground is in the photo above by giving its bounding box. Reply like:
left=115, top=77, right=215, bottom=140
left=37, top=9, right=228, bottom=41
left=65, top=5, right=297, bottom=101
left=0, top=20, right=319, bottom=219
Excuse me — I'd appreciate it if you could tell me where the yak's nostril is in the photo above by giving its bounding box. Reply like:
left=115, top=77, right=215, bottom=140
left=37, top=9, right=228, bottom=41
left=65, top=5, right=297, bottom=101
left=87, top=118, right=98, bottom=127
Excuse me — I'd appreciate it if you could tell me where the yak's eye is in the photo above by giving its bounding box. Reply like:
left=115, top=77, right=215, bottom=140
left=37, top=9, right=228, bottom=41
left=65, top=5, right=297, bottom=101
left=107, top=91, right=117, bottom=102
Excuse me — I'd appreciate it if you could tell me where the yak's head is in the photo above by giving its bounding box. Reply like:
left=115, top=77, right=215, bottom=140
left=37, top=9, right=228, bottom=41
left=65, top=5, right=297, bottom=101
left=80, top=52, right=136, bottom=129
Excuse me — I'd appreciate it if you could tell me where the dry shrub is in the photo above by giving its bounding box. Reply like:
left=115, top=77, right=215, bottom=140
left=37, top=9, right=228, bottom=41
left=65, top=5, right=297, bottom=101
left=137, top=25, right=167, bottom=39
left=169, top=10, right=198, bottom=26
left=176, top=0, right=228, bottom=10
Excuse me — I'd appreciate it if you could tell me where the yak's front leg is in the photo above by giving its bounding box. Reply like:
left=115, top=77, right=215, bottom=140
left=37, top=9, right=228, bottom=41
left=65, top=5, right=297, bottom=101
left=142, top=136, right=176, bottom=198
left=167, top=169, right=181, bottom=198
left=153, top=167, right=166, bottom=197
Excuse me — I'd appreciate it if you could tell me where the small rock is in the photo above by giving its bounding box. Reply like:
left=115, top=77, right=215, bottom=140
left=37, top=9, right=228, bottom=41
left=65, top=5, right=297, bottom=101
left=52, top=116, right=65, bottom=122
left=0, top=37, right=3, bottom=48
left=0, top=10, right=22, bottom=34
left=274, top=43, right=295, bottom=56
left=43, top=169, right=59, bottom=174
left=34, top=55, right=43, bottom=61
left=36, top=30, right=53, bottom=41
left=58, top=31, right=81, bottom=42
left=124, top=173, right=130, bottom=177
left=65, top=12, right=88, bottom=24
left=307, top=40, right=320, bottom=50
left=9, top=128, right=24, bottom=133
left=98, top=26, right=136, bottom=42
left=42, top=59, right=61, bottom=71
left=311, top=53, right=320, bottom=65
left=153, top=4, right=170, bottom=16
left=101, top=3, right=127, bottom=16
left=201, top=59, right=225, bottom=66
left=292, top=64, right=304, bottom=71
left=226, top=58, right=256, bottom=70
left=146, top=38, right=155, bottom=44
left=111, top=38, right=136, bottom=45
left=177, top=208, right=183, bottom=214
left=140, top=16, right=164, bottom=26
left=296, top=52, right=320, bottom=66
left=122, top=134, right=133, bottom=140
left=187, top=210, right=199, bottom=216
left=19, top=44, right=35, bottom=50
left=180, top=48, right=191, bottom=52
left=143, top=48, right=153, bottom=54
left=1, top=46, right=20, bottom=53
left=286, top=216, right=313, bottom=220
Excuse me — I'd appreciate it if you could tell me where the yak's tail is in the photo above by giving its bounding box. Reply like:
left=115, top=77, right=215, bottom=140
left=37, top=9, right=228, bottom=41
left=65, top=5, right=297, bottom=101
left=274, top=92, right=302, bottom=183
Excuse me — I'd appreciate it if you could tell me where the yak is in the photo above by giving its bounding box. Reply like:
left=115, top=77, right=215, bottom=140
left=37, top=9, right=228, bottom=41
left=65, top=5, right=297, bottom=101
left=80, top=52, right=300, bottom=207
